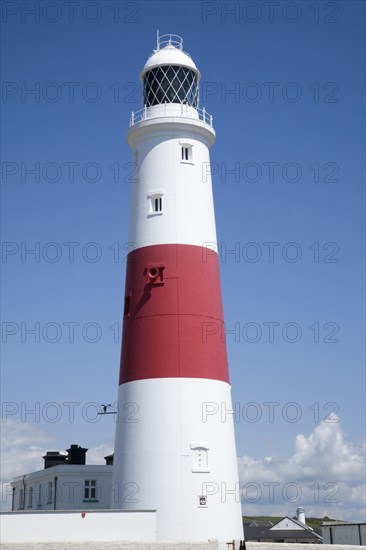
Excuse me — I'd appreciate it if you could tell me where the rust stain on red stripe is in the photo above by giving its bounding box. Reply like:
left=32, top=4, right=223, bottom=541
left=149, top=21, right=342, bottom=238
left=119, top=244, right=230, bottom=384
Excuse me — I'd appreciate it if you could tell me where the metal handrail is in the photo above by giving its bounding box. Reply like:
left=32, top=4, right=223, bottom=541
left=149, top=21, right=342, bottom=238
left=146, top=32, right=193, bottom=61
left=130, top=105, right=213, bottom=128
left=157, top=33, right=183, bottom=51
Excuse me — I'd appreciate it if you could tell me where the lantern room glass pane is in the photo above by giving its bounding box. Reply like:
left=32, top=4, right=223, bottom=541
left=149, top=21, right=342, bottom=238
left=143, top=65, right=198, bottom=108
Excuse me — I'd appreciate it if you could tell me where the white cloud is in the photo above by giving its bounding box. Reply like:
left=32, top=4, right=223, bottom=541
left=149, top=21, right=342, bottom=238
left=0, top=420, right=113, bottom=510
left=0, top=420, right=53, bottom=510
left=86, top=443, right=114, bottom=464
left=238, top=416, right=366, bottom=521
left=1, top=420, right=52, bottom=482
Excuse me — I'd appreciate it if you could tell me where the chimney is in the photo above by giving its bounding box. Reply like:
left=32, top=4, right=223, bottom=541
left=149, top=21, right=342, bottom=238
left=104, top=453, right=114, bottom=465
left=43, top=451, right=67, bottom=469
left=66, top=444, right=88, bottom=465
left=296, top=507, right=306, bottom=524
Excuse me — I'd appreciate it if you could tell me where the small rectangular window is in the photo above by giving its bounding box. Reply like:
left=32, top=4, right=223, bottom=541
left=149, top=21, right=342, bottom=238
left=181, top=145, right=193, bottom=163
left=147, top=191, right=164, bottom=216
left=19, top=488, right=24, bottom=510
left=47, top=482, right=53, bottom=503
left=150, top=194, right=163, bottom=214
left=84, top=479, right=97, bottom=500
left=154, top=197, right=162, bottom=212
left=28, top=486, right=33, bottom=508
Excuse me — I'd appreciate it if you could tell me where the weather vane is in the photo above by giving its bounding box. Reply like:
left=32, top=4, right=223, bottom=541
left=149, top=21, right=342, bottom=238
left=98, top=404, right=117, bottom=415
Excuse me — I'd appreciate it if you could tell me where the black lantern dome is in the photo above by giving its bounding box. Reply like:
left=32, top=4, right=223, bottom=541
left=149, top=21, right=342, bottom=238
left=140, top=34, right=200, bottom=109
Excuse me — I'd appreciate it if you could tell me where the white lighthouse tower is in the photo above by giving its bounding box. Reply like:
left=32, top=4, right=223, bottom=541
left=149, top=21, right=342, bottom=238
left=112, top=34, right=243, bottom=544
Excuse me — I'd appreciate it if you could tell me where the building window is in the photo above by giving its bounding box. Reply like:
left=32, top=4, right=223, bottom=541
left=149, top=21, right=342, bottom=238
left=37, top=483, right=42, bottom=507
left=27, top=486, right=33, bottom=508
left=19, top=488, right=24, bottom=510
left=148, top=192, right=164, bottom=216
left=84, top=480, right=97, bottom=500
left=181, top=145, right=193, bottom=163
left=47, top=481, right=53, bottom=503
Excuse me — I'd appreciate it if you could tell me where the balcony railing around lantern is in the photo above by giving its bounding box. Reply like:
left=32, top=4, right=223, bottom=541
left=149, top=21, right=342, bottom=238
left=129, top=105, right=213, bottom=128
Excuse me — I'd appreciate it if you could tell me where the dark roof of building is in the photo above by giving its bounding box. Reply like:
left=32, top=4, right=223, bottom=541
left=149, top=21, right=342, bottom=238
left=322, top=521, right=366, bottom=526
left=246, top=521, right=274, bottom=527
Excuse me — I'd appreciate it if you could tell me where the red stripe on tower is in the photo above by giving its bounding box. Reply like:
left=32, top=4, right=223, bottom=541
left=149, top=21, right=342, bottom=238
left=120, top=244, right=229, bottom=383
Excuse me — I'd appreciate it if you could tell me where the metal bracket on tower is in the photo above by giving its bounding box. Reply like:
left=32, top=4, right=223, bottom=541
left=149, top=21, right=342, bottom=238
left=145, top=264, right=165, bottom=284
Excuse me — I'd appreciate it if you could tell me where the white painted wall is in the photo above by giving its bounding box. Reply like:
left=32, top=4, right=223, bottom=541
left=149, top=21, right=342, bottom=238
left=0, top=510, right=157, bottom=543
left=11, top=465, right=112, bottom=511
left=112, top=378, right=243, bottom=542
left=127, top=116, right=217, bottom=251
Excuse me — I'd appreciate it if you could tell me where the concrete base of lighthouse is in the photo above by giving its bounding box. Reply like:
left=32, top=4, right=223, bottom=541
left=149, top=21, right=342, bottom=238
left=0, top=509, right=234, bottom=549
left=112, top=378, right=244, bottom=542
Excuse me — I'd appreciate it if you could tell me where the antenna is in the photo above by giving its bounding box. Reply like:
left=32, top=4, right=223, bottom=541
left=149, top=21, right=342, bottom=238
left=156, top=29, right=160, bottom=51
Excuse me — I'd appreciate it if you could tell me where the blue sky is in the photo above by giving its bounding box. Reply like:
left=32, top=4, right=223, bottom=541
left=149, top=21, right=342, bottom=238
left=1, top=0, right=365, bottom=520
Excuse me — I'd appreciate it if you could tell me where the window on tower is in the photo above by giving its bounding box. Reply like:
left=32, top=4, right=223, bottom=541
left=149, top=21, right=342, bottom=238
left=180, top=144, right=193, bottom=163
left=147, top=192, right=164, bottom=216
left=154, top=197, right=162, bottom=212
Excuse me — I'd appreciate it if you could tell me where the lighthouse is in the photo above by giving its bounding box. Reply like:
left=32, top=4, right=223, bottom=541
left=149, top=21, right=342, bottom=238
left=112, top=34, right=243, bottom=543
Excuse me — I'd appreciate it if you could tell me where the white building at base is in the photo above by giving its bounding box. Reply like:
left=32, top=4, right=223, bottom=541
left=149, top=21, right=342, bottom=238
left=10, top=444, right=113, bottom=512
